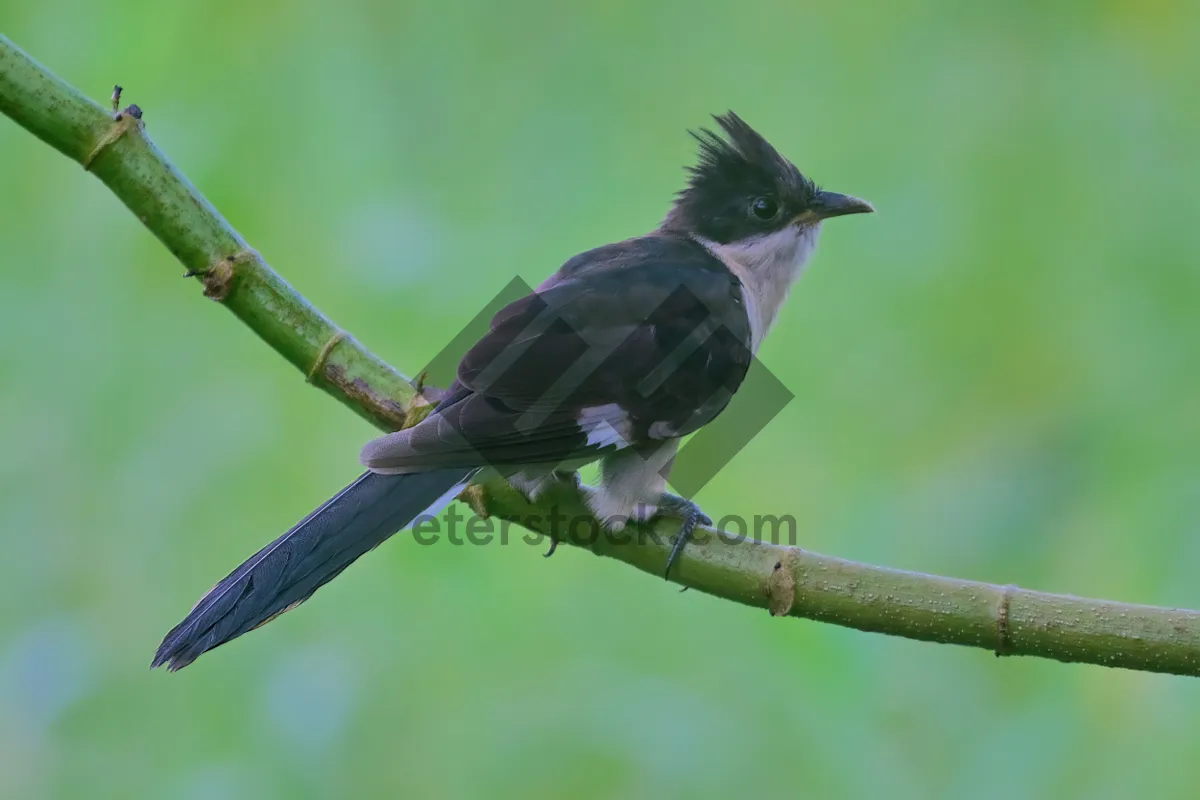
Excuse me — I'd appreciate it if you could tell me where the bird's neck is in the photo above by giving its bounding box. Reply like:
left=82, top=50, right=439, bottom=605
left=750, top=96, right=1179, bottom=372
left=692, top=225, right=821, bottom=352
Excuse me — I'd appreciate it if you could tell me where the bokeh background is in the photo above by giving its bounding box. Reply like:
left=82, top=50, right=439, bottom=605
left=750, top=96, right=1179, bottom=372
left=2, top=2, right=1200, bottom=797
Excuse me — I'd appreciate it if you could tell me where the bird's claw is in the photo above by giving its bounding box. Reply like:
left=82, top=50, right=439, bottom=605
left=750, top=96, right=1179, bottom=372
left=656, top=494, right=711, bottom=581
left=541, top=471, right=581, bottom=559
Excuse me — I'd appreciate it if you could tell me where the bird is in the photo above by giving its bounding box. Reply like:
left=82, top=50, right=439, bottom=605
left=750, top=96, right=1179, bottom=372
left=152, top=112, right=873, bottom=670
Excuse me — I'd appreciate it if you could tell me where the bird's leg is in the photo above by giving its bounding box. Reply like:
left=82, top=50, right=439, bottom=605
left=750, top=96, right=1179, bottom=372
left=509, top=469, right=581, bottom=558
left=587, top=442, right=707, bottom=578
left=634, top=493, right=712, bottom=580
left=554, top=469, right=583, bottom=488
left=507, top=469, right=558, bottom=504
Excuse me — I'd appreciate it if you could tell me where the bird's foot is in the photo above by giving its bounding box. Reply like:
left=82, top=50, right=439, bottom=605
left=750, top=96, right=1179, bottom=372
left=510, top=469, right=580, bottom=505
left=638, top=493, right=711, bottom=581
left=513, top=470, right=580, bottom=559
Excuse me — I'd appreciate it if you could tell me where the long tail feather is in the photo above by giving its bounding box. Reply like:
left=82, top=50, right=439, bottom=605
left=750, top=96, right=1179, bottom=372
left=152, top=468, right=472, bottom=670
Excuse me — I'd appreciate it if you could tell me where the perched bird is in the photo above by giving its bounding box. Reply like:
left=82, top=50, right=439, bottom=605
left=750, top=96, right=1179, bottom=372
left=152, top=112, right=873, bottom=670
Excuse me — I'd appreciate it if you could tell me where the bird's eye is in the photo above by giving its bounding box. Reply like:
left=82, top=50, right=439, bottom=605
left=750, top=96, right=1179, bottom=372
left=750, top=197, right=779, bottom=220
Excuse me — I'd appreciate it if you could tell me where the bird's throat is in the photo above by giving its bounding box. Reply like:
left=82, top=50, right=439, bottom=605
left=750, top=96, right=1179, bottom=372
left=692, top=224, right=821, bottom=352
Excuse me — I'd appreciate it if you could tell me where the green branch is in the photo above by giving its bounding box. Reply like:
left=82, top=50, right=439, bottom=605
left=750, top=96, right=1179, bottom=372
left=4, top=32, right=1199, bottom=677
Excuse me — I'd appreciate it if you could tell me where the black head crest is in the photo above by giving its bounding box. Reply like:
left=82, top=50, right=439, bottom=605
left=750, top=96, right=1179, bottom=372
left=664, top=112, right=817, bottom=243
left=689, top=113, right=794, bottom=187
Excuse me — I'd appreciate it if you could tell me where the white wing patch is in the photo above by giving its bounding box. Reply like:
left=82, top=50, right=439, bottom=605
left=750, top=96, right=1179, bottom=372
left=578, top=403, right=633, bottom=450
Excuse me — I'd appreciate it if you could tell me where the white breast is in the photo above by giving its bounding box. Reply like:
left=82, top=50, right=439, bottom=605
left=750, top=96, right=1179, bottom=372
left=693, top=224, right=821, bottom=352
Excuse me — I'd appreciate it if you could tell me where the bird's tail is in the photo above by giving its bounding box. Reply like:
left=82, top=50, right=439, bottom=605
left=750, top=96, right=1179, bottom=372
left=152, top=468, right=473, bottom=671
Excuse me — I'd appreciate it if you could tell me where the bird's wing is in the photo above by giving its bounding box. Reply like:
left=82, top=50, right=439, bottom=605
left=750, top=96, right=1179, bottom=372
left=360, top=235, right=754, bottom=473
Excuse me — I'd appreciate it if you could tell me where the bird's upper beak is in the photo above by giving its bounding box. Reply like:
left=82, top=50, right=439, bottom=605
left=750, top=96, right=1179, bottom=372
left=809, top=190, right=875, bottom=220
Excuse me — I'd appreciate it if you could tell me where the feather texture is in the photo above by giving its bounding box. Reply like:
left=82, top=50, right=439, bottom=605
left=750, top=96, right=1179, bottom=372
left=153, top=468, right=471, bottom=670
left=358, top=234, right=753, bottom=476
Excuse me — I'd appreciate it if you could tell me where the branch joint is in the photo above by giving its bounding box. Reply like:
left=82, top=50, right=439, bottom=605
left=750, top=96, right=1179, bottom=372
left=766, top=552, right=798, bottom=617
left=995, top=583, right=1018, bottom=657
left=82, top=110, right=141, bottom=171
left=307, top=330, right=348, bottom=385
left=197, top=250, right=255, bottom=301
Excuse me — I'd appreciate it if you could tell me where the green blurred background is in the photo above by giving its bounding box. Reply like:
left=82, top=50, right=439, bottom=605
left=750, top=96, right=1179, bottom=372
left=2, top=1, right=1200, bottom=797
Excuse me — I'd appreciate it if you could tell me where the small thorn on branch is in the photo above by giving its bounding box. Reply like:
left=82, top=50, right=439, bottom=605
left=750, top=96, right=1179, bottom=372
left=110, top=86, right=143, bottom=123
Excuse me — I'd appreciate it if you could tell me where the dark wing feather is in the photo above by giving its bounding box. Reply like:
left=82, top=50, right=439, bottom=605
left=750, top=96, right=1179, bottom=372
left=362, top=234, right=753, bottom=472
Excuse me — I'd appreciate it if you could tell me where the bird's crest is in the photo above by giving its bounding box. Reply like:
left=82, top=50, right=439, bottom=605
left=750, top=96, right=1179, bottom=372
left=664, top=112, right=814, bottom=240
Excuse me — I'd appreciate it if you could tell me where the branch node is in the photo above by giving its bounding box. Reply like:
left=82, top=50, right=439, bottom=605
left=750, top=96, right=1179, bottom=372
left=307, top=330, right=348, bottom=384
left=401, top=377, right=440, bottom=429
left=459, top=484, right=490, bottom=519
left=82, top=111, right=141, bottom=170
left=413, top=369, right=448, bottom=406
left=995, top=583, right=1018, bottom=657
left=199, top=251, right=253, bottom=301
left=766, top=553, right=797, bottom=617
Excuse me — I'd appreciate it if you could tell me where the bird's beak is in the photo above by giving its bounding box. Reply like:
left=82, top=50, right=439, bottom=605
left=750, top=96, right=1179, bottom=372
left=810, top=190, right=875, bottom=220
